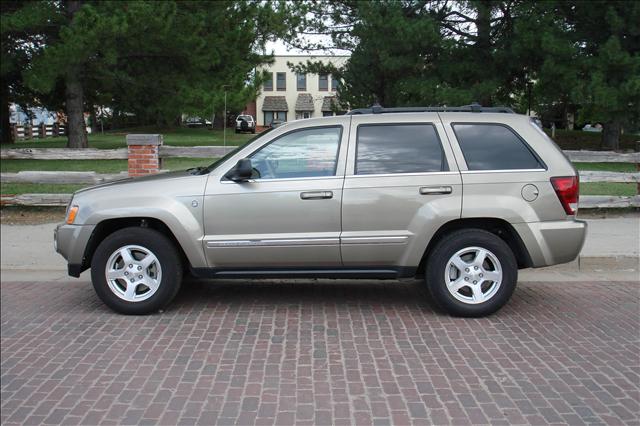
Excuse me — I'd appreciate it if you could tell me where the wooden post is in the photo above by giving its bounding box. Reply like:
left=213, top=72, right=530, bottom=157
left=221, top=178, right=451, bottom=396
left=636, top=141, right=640, bottom=195
left=24, top=124, right=32, bottom=139
left=39, top=123, right=46, bottom=139
left=126, top=134, right=163, bottom=177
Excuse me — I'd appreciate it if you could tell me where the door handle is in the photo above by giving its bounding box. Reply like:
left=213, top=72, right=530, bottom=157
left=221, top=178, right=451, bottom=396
left=300, top=191, right=333, bottom=200
left=419, top=186, right=452, bottom=195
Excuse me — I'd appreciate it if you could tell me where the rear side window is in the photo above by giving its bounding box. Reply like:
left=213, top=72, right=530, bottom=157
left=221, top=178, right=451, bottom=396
left=356, top=124, right=448, bottom=175
left=453, top=124, right=543, bottom=170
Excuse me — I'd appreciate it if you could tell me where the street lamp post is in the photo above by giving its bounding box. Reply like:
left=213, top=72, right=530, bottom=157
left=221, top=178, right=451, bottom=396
left=222, top=85, right=229, bottom=149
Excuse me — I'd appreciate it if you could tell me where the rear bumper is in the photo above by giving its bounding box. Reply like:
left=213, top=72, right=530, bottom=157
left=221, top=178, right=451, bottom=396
left=513, top=219, right=587, bottom=267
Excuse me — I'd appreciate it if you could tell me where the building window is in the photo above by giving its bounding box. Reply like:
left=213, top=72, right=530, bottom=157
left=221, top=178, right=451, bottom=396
left=319, top=74, right=328, bottom=91
left=264, top=111, right=287, bottom=126
left=356, top=124, right=448, bottom=175
left=453, top=124, right=543, bottom=170
left=322, top=111, right=333, bottom=117
left=296, top=74, right=306, bottom=91
left=331, top=76, right=340, bottom=91
left=295, top=111, right=311, bottom=119
left=263, top=72, right=273, bottom=91
left=276, top=72, right=286, bottom=91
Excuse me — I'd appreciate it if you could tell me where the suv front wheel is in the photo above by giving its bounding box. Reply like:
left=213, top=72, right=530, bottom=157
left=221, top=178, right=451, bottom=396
left=425, top=229, right=517, bottom=317
left=91, top=227, right=182, bottom=314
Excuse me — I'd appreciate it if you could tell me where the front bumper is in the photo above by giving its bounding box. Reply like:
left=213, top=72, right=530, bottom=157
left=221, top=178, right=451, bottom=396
left=513, top=219, right=588, bottom=268
left=54, top=223, right=96, bottom=276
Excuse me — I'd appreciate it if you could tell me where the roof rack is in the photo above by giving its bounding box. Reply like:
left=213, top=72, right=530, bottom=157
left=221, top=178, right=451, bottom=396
left=347, top=102, right=515, bottom=115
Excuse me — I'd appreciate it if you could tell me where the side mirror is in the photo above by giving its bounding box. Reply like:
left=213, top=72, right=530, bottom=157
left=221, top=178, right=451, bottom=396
left=226, top=158, right=253, bottom=182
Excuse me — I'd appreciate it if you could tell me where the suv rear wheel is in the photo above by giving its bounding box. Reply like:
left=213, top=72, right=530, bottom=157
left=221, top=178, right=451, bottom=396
left=91, top=227, right=182, bottom=315
left=425, top=229, right=517, bottom=317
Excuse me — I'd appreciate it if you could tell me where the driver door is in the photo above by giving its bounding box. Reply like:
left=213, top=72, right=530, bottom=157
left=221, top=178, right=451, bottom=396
left=202, top=118, right=350, bottom=269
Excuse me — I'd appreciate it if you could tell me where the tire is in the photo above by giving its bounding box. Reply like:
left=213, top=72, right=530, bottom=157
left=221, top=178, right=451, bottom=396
left=425, top=229, right=517, bottom=317
left=91, top=227, right=182, bottom=314
left=251, top=128, right=256, bottom=134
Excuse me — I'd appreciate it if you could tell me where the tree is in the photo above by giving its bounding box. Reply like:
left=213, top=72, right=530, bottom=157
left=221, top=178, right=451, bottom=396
left=561, top=1, right=640, bottom=150
left=0, top=1, right=56, bottom=144
left=5, top=0, right=297, bottom=147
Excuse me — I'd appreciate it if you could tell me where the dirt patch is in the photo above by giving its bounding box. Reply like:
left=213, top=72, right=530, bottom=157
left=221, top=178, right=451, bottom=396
left=0, top=207, right=65, bottom=225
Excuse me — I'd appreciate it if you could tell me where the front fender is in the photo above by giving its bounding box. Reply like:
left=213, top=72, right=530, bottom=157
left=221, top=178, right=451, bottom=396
left=73, top=175, right=208, bottom=268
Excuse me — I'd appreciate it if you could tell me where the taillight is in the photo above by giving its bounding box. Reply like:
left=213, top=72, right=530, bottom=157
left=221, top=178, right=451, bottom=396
left=550, top=176, right=579, bottom=215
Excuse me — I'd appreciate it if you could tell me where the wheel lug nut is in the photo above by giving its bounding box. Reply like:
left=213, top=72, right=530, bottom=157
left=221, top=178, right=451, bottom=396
left=465, top=277, right=469, bottom=281
left=474, top=266, right=478, bottom=270
left=129, top=264, right=133, bottom=268
left=465, top=268, right=469, bottom=272
left=137, top=266, right=142, bottom=271
left=480, top=274, right=483, bottom=277
left=130, top=278, right=134, bottom=283
left=124, top=271, right=129, bottom=276
left=138, top=275, right=143, bottom=279
left=473, top=280, right=477, bottom=284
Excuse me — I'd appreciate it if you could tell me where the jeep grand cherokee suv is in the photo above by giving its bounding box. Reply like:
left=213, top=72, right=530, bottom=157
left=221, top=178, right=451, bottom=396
left=55, top=105, right=586, bottom=317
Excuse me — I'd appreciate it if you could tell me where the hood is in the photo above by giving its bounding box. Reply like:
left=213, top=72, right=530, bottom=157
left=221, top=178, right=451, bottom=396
left=74, top=170, right=194, bottom=195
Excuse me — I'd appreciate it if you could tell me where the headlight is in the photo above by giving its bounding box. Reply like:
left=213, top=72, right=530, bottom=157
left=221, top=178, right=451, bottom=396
left=66, top=205, right=79, bottom=224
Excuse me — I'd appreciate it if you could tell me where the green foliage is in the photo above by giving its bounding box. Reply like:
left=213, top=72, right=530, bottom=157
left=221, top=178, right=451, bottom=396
left=2, top=0, right=298, bottom=145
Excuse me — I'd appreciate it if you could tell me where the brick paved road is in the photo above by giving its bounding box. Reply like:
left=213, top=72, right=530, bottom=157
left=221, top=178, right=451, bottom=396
left=1, top=279, right=639, bottom=426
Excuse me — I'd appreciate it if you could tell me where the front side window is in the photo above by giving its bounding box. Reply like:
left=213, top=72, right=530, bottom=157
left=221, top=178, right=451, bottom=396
left=356, top=124, right=447, bottom=175
left=297, top=73, right=306, bottom=91
left=453, top=124, right=543, bottom=170
left=276, top=72, right=286, bottom=91
left=263, top=72, right=273, bottom=91
left=249, top=126, right=341, bottom=179
left=319, top=74, right=328, bottom=91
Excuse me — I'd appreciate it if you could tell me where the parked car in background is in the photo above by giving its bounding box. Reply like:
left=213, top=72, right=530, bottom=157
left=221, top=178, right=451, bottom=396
left=235, top=115, right=256, bottom=133
left=184, top=117, right=211, bottom=128
left=55, top=104, right=586, bottom=317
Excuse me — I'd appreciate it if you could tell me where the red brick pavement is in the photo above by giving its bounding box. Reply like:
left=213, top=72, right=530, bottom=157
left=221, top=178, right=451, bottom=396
left=1, top=279, right=639, bottom=425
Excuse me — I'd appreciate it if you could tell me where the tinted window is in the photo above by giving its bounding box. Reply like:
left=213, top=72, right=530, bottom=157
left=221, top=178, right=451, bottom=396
left=453, top=124, right=542, bottom=170
left=249, top=127, right=341, bottom=179
left=356, top=124, right=447, bottom=175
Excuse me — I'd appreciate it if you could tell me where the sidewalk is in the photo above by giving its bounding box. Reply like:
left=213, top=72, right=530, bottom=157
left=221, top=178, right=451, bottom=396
left=1, top=217, right=638, bottom=282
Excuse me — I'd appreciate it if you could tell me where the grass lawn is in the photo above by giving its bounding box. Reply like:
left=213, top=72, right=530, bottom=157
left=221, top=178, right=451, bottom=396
left=0, top=127, right=253, bottom=149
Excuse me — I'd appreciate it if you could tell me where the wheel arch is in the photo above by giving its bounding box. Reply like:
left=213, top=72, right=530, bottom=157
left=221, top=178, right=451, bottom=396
left=79, top=217, right=192, bottom=275
left=416, top=217, right=533, bottom=277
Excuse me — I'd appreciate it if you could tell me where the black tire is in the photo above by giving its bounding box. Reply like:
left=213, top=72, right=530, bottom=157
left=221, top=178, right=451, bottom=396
left=251, top=128, right=256, bottom=134
left=91, top=227, right=182, bottom=314
left=425, top=229, right=517, bottom=317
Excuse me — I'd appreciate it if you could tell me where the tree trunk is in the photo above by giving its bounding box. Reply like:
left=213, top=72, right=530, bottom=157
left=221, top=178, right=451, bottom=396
left=601, top=119, right=621, bottom=151
left=475, top=0, right=493, bottom=106
left=1, top=78, right=12, bottom=144
left=64, top=0, right=87, bottom=149
left=65, top=68, right=88, bottom=148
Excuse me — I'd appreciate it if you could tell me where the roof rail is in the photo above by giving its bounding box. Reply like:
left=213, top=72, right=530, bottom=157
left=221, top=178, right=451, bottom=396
left=347, top=102, right=515, bottom=115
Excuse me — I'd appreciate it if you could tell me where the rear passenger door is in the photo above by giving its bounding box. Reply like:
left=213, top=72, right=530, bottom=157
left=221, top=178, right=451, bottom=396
left=340, top=113, right=462, bottom=272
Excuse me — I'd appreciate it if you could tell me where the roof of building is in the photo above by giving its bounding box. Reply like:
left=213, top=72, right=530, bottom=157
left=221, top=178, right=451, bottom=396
left=321, top=96, right=344, bottom=112
left=294, top=94, right=315, bottom=112
left=262, top=96, right=288, bottom=112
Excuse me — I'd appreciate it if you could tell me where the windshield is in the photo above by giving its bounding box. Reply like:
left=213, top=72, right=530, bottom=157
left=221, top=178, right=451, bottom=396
left=198, top=127, right=275, bottom=174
